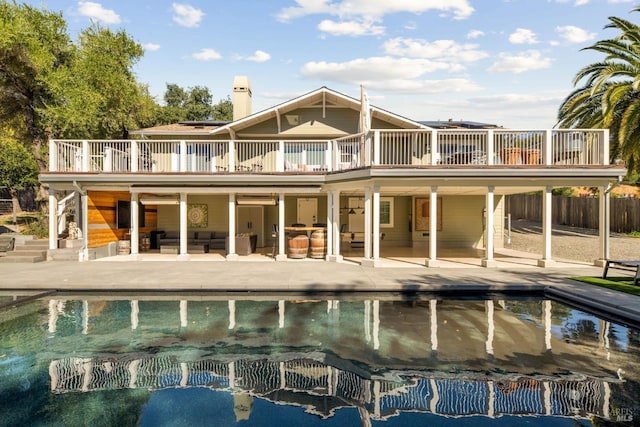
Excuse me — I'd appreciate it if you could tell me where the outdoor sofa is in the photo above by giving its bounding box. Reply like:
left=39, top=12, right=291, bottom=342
left=157, top=231, right=228, bottom=250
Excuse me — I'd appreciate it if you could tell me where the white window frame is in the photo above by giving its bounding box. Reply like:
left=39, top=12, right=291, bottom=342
left=380, top=197, right=394, bottom=228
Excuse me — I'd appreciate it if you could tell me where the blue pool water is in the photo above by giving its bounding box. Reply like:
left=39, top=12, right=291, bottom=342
left=0, top=294, right=638, bottom=426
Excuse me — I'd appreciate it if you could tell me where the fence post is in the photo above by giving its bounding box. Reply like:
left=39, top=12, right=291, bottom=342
left=373, top=130, right=380, bottom=166
left=487, top=129, right=494, bottom=165
left=130, top=140, right=138, bottom=173
left=49, top=140, right=57, bottom=172
left=544, top=130, right=552, bottom=166
left=82, top=140, right=90, bottom=172
left=601, top=129, right=609, bottom=165
left=431, top=130, right=438, bottom=165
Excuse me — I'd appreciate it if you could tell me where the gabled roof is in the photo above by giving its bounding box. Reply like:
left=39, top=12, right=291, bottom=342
left=419, top=120, right=501, bottom=129
left=208, top=86, right=428, bottom=137
left=130, top=120, right=230, bottom=136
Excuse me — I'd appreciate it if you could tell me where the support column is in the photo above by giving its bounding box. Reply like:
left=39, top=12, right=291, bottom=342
left=81, top=191, right=89, bottom=261
left=426, top=186, right=440, bottom=267
left=596, top=187, right=610, bottom=266
left=482, top=186, right=497, bottom=267
left=276, top=192, right=287, bottom=261
left=537, top=186, right=555, bottom=267
left=227, top=193, right=238, bottom=260
left=328, top=190, right=343, bottom=262
left=362, top=186, right=379, bottom=268
left=179, top=192, right=188, bottom=259
left=130, top=192, right=139, bottom=256
left=326, top=191, right=333, bottom=257
left=372, top=186, right=380, bottom=260
left=48, top=188, right=58, bottom=250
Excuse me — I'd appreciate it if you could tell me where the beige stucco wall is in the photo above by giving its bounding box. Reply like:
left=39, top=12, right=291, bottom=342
left=155, top=193, right=503, bottom=250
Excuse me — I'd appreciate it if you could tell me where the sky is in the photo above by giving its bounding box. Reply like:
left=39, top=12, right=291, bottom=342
left=23, top=0, right=640, bottom=128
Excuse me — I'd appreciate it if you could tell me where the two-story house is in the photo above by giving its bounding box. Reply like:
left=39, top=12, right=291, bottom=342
left=40, top=76, right=625, bottom=267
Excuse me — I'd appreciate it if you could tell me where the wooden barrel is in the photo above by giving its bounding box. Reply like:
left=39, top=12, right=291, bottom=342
left=287, top=234, right=309, bottom=259
left=140, top=236, right=150, bottom=252
left=117, top=240, right=131, bottom=255
left=309, top=229, right=326, bottom=259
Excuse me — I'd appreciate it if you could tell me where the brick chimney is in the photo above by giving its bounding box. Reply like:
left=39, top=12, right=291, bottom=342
left=232, top=76, right=252, bottom=121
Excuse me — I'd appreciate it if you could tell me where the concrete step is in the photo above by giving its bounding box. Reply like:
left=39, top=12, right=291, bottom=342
left=0, top=254, right=45, bottom=263
left=7, top=246, right=47, bottom=256
left=1, top=239, right=48, bottom=263
left=20, top=240, right=49, bottom=248
left=48, top=248, right=81, bottom=261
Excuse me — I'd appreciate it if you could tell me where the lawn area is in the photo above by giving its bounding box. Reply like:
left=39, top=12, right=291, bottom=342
left=571, top=276, right=640, bottom=296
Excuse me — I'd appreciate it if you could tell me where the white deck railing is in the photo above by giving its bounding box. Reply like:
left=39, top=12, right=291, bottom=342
left=48, top=129, right=609, bottom=173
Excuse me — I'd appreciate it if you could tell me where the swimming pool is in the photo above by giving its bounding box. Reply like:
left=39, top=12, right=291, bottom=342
left=0, top=293, right=638, bottom=426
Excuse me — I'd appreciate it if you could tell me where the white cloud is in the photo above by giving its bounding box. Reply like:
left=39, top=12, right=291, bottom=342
left=368, top=78, right=481, bottom=94
left=301, top=56, right=466, bottom=84
left=404, top=21, right=417, bottom=31
left=509, top=28, right=538, bottom=44
left=192, top=48, right=221, bottom=61
left=318, top=19, right=385, bottom=36
left=172, top=3, right=204, bottom=28
left=487, top=50, right=553, bottom=73
left=550, top=0, right=590, bottom=4
left=277, top=0, right=474, bottom=22
left=556, top=25, right=596, bottom=44
left=467, top=30, right=484, bottom=39
left=77, top=2, right=120, bottom=24
left=382, top=37, right=488, bottom=62
left=238, top=50, right=271, bottom=63
left=608, top=0, right=633, bottom=3
left=143, top=43, right=160, bottom=52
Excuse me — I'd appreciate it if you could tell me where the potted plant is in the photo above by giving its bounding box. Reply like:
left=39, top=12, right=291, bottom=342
left=500, top=144, right=521, bottom=164
left=520, top=136, right=541, bottom=165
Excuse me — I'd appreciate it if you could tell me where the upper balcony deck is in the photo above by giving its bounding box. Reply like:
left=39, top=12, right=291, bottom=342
left=48, top=128, right=610, bottom=174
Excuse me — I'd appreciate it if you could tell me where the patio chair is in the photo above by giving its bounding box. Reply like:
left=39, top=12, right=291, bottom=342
left=602, top=260, right=640, bottom=285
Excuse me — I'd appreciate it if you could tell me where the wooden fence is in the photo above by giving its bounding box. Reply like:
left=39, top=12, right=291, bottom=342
left=507, top=194, right=640, bottom=233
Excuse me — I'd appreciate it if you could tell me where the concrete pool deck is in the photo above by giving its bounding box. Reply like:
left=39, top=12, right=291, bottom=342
left=1, top=258, right=639, bottom=326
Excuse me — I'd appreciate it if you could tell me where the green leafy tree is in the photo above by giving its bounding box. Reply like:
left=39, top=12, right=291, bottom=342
left=1, top=4, right=158, bottom=169
left=0, top=2, right=72, bottom=169
left=0, top=140, right=39, bottom=223
left=212, top=95, right=233, bottom=121
left=557, top=7, right=640, bottom=173
left=157, top=83, right=220, bottom=123
left=42, top=23, right=157, bottom=139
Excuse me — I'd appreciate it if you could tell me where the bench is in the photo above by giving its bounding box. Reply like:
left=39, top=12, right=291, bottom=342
left=602, top=260, right=640, bottom=285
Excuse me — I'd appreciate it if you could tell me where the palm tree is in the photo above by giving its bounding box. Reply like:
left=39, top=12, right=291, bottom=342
left=557, top=7, right=640, bottom=173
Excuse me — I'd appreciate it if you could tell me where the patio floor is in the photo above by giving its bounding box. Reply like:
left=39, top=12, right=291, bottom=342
left=100, top=245, right=593, bottom=270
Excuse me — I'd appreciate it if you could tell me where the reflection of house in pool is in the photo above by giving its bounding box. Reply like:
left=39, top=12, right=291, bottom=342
left=43, top=297, right=638, bottom=422
left=48, top=355, right=619, bottom=421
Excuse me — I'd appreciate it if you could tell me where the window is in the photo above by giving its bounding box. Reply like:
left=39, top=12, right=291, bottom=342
left=117, top=200, right=145, bottom=229
left=380, top=197, right=394, bottom=228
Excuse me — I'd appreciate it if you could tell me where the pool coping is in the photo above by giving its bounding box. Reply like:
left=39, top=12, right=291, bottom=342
left=0, top=261, right=639, bottom=327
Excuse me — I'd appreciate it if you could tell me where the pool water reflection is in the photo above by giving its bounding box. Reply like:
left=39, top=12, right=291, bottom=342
left=0, top=294, right=639, bottom=426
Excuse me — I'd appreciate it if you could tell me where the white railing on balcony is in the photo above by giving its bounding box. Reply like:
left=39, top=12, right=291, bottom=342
left=48, top=129, right=609, bottom=174
left=333, top=133, right=363, bottom=170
